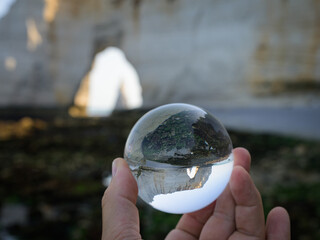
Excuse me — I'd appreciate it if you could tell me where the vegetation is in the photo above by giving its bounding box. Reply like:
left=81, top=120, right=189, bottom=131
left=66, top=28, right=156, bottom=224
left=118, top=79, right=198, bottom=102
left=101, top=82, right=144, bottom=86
left=0, top=110, right=319, bottom=239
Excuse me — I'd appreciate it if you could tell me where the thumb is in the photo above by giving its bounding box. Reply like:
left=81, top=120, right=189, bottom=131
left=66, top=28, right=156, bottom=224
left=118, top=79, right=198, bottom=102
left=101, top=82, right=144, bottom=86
left=101, top=158, right=141, bottom=240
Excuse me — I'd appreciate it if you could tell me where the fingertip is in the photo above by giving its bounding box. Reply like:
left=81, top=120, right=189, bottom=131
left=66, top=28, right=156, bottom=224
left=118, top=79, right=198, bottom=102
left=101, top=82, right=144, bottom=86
left=233, top=147, right=251, bottom=172
left=112, top=157, right=122, bottom=177
left=112, top=157, right=131, bottom=176
left=114, top=158, right=138, bottom=198
left=266, top=207, right=291, bottom=240
left=102, top=157, right=138, bottom=207
left=268, top=206, right=290, bottom=218
left=233, top=147, right=250, bottom=156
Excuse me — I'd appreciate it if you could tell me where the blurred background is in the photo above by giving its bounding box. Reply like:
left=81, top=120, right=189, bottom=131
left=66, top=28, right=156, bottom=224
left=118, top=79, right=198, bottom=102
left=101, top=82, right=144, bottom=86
left=0, top=0, right=319, bottom=239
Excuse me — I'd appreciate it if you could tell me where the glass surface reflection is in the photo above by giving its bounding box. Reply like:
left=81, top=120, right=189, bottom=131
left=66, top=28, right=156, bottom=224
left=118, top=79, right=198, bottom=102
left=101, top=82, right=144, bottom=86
left=124, top=103, right=233, bottom=214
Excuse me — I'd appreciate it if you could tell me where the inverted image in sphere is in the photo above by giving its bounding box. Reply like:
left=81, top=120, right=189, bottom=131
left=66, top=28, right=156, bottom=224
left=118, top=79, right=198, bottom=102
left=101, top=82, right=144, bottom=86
left=124, top=103, right=233, bottom=214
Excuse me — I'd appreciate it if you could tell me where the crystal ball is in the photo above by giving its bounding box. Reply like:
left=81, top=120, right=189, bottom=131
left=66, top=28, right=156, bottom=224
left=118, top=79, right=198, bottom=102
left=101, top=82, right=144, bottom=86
left=124, top=103, right=233, bottom=214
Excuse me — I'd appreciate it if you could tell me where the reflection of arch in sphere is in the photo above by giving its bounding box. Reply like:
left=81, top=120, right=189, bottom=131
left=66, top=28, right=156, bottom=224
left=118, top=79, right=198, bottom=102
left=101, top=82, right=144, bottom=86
left=70, top=47, right=143, bottom=117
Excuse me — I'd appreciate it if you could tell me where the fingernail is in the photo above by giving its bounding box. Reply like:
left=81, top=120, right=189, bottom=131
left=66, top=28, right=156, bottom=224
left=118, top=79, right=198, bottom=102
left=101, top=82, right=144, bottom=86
left=112, top=159, right=118, bottom=177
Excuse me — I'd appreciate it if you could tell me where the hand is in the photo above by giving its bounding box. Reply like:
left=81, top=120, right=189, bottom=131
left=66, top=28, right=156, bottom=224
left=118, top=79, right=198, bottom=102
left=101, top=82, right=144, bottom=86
left=101, top=148, right=290, bottom=240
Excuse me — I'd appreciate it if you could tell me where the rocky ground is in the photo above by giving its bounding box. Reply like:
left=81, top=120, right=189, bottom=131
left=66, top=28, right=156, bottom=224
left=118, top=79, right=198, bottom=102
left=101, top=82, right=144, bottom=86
left=0, top=109, right=319, bottom=240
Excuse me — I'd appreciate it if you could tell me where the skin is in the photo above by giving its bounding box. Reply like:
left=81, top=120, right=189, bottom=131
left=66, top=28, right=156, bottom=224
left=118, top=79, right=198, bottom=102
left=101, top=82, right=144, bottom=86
left=101, top=148, right=291, bottom=240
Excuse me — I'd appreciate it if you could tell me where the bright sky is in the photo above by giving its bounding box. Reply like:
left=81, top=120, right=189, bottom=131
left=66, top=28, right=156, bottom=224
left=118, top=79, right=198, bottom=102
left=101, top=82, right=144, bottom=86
left=150, top=155, right=234, bottom=214
left=0, top=0, right=16, bottom=20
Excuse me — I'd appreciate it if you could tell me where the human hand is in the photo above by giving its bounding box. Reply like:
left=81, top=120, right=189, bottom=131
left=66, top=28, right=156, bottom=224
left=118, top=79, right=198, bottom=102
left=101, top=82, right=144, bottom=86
left=101, top=148, right=290, bottom=240
left=165, top=148, right=290, bottom=240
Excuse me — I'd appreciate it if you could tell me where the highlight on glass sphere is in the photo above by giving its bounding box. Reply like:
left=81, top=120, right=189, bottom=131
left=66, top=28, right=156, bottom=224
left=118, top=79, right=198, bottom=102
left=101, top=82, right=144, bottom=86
left=124, top=103, right=233, bottom=214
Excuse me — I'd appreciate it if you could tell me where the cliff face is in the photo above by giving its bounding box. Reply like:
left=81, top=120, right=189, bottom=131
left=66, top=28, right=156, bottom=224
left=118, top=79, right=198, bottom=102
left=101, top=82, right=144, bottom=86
left=0, top=0, right=319, bottom=108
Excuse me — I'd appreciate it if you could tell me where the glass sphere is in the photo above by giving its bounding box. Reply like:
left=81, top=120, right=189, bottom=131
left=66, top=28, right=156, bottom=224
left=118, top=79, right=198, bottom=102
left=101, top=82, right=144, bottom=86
left=124, top=103, right=233, bottom=214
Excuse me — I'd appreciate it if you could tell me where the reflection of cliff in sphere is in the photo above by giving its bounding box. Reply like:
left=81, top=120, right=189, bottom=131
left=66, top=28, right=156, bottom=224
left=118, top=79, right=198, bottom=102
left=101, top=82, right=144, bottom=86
left=141, top=110, right=232, bottom=166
